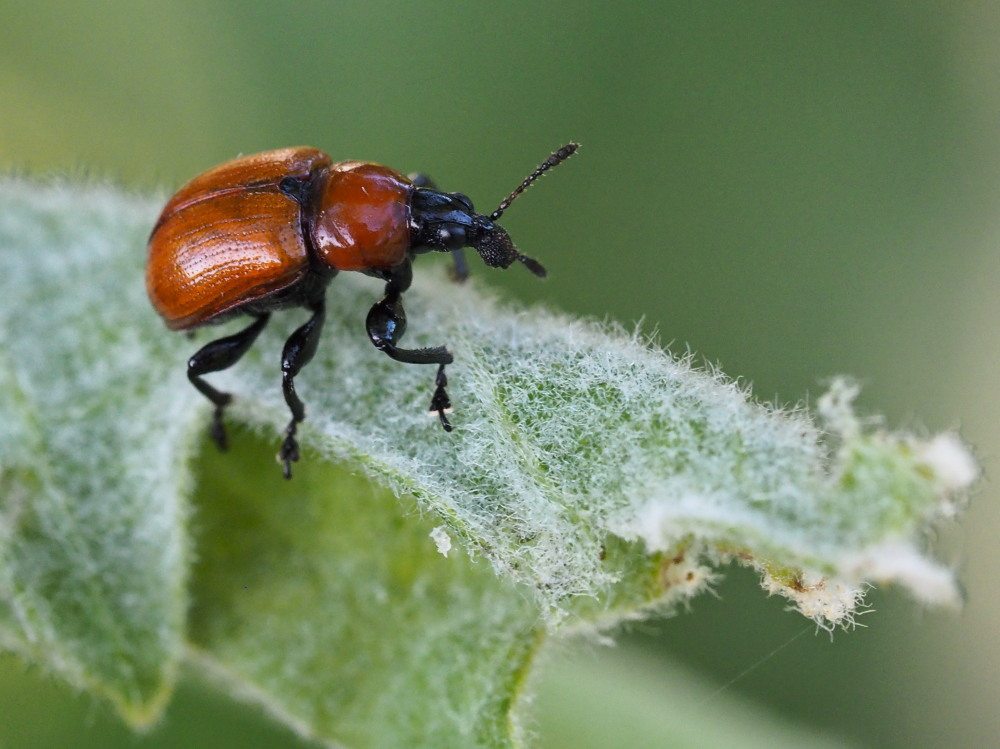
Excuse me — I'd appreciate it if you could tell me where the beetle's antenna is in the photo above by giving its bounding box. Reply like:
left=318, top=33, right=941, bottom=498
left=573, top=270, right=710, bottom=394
left=490, top=142, right=579, bottom=221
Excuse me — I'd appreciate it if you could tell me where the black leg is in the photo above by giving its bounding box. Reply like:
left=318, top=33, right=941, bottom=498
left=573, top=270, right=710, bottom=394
left=279, top=298, right=326, bottom=479
left=187, top=313, right=270, bottom=450
left=449, top=249, right=469, bottom=282
left=366, top=262, right=454, bottom=430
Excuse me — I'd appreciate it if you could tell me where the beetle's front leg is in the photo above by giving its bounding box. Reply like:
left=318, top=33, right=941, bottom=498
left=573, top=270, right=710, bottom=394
left=366, top=262, right=454, bottom=430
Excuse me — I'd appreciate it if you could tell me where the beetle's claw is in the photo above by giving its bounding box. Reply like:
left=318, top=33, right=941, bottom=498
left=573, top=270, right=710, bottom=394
left=436, top=408, right=453, bottom=431
left=279, top=422, right=301, bottom=479
left=430, top=399, right=453, bottom=431
left=430, top=397, right=453, bottom=431
left=210, top=407, right=229, bottom=451
left=279, top=436, right=299, bottom=479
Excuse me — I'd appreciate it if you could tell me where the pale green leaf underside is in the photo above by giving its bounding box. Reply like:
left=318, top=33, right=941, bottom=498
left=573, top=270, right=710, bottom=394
left=188, top=434, right=542, bottom=748
left=0, top=179, right=975, bottom=745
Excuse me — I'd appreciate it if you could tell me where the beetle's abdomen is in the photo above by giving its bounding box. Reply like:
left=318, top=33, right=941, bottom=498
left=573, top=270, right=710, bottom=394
left=311, top=162, right=412, bottom=272
left=147, top=148, right=331, bottom=330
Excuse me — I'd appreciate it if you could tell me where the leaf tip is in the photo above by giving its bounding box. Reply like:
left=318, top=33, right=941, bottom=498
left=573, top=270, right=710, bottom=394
left=914, top=432, right=979, bottom=495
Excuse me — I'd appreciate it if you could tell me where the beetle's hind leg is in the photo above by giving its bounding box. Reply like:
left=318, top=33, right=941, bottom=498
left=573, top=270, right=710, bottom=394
left=366, top=261, right=454, bottom=431
left=187, top=313, right=270, bottom=450
left=278, top=298, right=326, bottom=479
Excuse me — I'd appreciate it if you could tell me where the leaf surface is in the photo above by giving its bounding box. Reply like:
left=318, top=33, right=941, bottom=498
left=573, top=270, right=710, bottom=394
left=0, top=179, right=975, bottom=745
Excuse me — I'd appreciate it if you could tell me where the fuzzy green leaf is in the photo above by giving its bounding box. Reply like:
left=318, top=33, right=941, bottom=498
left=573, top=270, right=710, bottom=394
left=0, top=179, right=976, bottom=745
left=0, top=180, right=196, bottom=723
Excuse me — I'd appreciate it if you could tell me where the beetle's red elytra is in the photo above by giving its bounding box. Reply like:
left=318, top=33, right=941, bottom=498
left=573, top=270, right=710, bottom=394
left=146, top=143, right=578, bottom=477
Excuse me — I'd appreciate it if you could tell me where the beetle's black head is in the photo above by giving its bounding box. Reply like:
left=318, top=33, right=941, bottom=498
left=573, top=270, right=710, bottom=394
left=408, top=143, right=578, bottom=278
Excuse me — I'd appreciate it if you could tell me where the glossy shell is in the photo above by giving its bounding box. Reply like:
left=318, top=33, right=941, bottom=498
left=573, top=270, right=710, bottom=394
left=312, top=162, right=412, bottom=272
left=146, top=147, right=331, bottom=330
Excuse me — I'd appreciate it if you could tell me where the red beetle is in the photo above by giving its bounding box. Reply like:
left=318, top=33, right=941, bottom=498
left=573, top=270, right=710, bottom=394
left=146, top=143, right=578, bottom=477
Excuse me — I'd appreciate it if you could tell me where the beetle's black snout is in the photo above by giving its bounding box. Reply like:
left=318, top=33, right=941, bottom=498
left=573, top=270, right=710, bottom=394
left=472, top=221, right=547, bottom=278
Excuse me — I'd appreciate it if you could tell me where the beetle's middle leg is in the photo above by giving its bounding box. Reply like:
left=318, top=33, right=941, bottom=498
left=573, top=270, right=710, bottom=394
left=278, top=297, right=326, bottom=479
left=366, top=261, right=454, bottom=430
left=187, top=313, right=270, bottom=450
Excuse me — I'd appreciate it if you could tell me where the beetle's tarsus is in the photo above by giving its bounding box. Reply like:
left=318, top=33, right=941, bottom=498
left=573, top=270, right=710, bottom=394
left=430, top=363, right=453, bottom=431
left=210, top=405, right=229, bottom=451
left=279, top=431, right=299, bottom=480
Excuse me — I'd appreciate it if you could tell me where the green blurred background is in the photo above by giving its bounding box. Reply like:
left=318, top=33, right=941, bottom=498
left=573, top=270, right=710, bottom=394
left=2, top=2, right=997, bottom=747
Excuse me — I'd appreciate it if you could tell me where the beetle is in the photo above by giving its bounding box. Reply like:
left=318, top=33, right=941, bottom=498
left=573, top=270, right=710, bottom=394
left=146, top=142, right=578, bottom=477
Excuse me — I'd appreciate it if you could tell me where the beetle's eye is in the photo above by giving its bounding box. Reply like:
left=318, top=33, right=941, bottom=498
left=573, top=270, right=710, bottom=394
left=450, top=192, right=474, bottom=212
left=438, top=225, right=467, bottom=250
